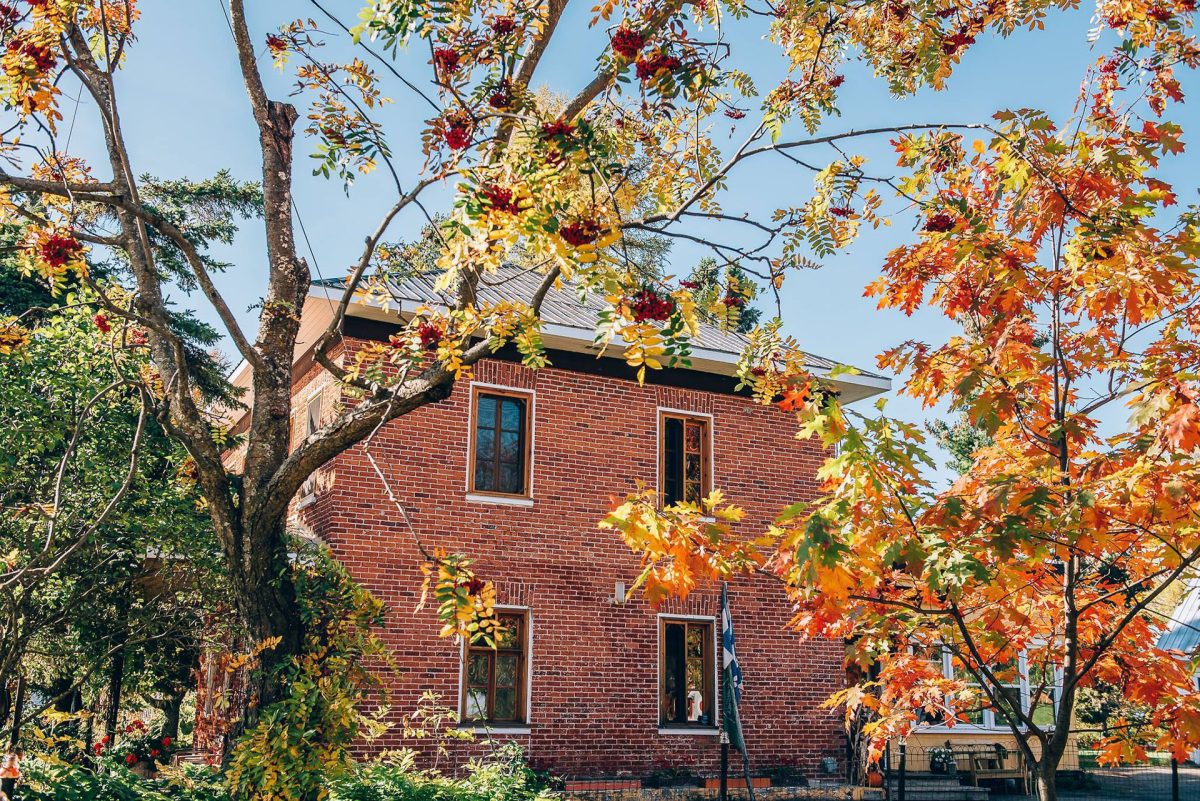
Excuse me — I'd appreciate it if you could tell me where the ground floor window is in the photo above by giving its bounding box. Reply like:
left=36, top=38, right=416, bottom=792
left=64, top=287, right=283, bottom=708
left=462, top=610, right=528, bottom=725
left=916, top=644, right=1059, bottom=731
left=659, top=617, right=715, bottom=728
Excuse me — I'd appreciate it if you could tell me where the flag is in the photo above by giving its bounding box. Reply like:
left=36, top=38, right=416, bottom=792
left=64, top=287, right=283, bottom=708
left=721, top=582, right=747, bottom=758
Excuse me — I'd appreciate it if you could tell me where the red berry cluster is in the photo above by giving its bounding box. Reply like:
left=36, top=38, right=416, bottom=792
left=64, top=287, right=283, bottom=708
left=559, top=219, right=602, bottom=247
left=0, top=4, right=19, bottom=28
left=39, top=233, right=82, bottom=268
left=724, top=108, right=746, bottom=120
left=540, top=118, right=574, bottom=139
left=415, top=321, right=443, bottom=350
left=93, top=313, right=111, bottom=333
left=679, top=279, right=700, bottom=290
left=923, top=213, right=955, bottom=233
left=434, top=47, right=460, bottom=75
left=1147, top=6, right=1173, bottom=20
left=636, top=52, right=682, bottom=81
left=443, top=112, right=473, bottom=150
left=630, top=288, right=675, bottom=322
left=829, top=74, right=845, bottom=88
left=481, top=183, right=520, bottom=214
left=829, top=206, right=853, bottom=218
left=492, top=15, right=516, bottom=34
left=611, top=26, right=646, bottom=60
left=941, top=31, right=975, bottom=55
left=7, top=38, right=55, bottom=72
left=721, top=294, right=745, bottom=308
left=489, top=79, right=512, bottom=108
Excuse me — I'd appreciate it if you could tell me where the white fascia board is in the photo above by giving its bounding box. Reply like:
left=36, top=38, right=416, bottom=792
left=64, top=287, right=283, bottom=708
left=310, top=288, right=892, bottom=404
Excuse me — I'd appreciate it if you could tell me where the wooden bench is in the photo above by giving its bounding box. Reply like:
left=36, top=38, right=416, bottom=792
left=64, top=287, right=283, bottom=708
left=958, top=743, right=1029, bottom=795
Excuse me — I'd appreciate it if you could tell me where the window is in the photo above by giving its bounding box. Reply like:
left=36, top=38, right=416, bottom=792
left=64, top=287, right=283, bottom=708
left=660, top=412, right=711, bottom=507
left=305, top=393, right=321, bottom=437
left=915, top=645, right=1059, bottom=731
left=461, top=611, right=528, bottom=725
left=470, top=390, right=530, bottom=496
left=659, top=617, right=715, bottom=728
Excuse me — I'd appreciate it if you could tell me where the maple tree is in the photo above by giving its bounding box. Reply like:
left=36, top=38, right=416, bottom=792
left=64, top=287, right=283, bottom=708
left=0, top=0, right=1190, bottom=772
left=606, top=12, right=1200, bottom=801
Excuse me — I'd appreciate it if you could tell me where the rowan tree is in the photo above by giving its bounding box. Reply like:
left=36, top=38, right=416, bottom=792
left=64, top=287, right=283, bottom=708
left=0, top=0, right=1177, bottom=764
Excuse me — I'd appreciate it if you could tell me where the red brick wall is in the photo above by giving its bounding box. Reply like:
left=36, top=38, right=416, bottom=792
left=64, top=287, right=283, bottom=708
left=296, top=345, right=847, bottom=780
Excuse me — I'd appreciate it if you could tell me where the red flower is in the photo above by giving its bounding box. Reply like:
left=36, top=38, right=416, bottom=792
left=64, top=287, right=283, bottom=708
left=93, top=743, right=104, bottom=755
left=559, top=219, right=602, bottom=247
left=265, top=34, right=287, bottom=55
left=93, top=312, right=111, bottom=333
left=610, top=26, right=646, bottom=60
left=39, top=233, right=82, bottom=268
left=491, top=15, right=516, bottom=34
left=481, top=183, right=520, bottom=214
left=630, top=288, right=675, bottom=323
left=100, top=736, right=110, bottom=745
left=433, top=47, right=460, bottom=75
left=125, top=754, right=137, bottom=765
left=415, top=321, right=443, bottom=350
left=923, top=213, right=955, bottom=233
left=149, top=749, right=161, bottom=758
left=442, top=113, right=472, bottom=150
left=540, top=118, right=574, bottom=139
left=161, top=737, right=172, bottom=747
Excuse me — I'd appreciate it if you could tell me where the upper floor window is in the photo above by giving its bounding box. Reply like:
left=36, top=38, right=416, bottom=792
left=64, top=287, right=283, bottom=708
left=305, top=392, right=322, bottom=438
left=470, top=390, right=530, bottom=497
left=462, top=611, right=529, bottom=725
left=659, top=617, right=715, bottom=729
left=660, top=411, right=711, bottom=507
left=915, top=644, right=1059, bottom=731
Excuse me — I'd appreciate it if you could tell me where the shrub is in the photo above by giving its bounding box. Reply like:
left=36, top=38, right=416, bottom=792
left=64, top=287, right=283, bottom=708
left=20, top=758, right=228, bottom=801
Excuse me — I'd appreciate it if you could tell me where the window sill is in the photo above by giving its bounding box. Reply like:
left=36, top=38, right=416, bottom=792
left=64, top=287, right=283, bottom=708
left=458, top=724, right=532, bottom=735
left=658, top=727, right=720, bottom=736
left=466, top=493, right=534, bottom=508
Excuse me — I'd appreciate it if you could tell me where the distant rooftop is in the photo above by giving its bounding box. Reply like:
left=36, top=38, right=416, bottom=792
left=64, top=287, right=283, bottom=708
left=1158, top=578, right=1200, bottom=654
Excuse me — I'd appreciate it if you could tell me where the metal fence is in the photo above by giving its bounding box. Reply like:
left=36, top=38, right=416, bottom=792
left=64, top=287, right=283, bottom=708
left=879, top=742, right=1200, bottom=801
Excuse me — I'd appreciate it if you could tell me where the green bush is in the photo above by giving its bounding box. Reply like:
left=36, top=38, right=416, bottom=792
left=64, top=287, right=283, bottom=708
left=329, top=743, right=554, bottom=801
left=19, top=758, right=228, bottom=801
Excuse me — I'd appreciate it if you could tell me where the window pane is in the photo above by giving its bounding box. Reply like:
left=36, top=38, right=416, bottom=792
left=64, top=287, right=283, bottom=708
left=476, top=427, right=496, bottom=462
left=499, top=462, right=521, bottom=494
left=467, top=652, right=490, bottom=686
left=496, top=617, right=520, bottom=649
left=475, top=461, right=496, bottom=492
left=662, top=623, right=687, bottom=724
left=494, top=687, right=516, bottom=720
left=477, top=396, right=497, bottom=427
left=686, top=421, right=702, bottom=452
left=500, top=430, right=521, bottom=463
left=663, top=418, right=683, bottom=505
left=465, top=688, right=487, bottom=720
left=995, top=685, right=1023, bottom=726
left=500, top=398, right=523, bottom=432
left=686, top=625, right=710, bottom=725
left=496, top=654, right=519, bottom=688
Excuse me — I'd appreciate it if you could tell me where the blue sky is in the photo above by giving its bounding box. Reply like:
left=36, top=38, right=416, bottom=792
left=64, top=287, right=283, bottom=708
left=52, top=1, right=1196, bottom=474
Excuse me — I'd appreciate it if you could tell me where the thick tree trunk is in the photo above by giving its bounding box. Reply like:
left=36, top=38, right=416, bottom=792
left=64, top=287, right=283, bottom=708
left=158, top=690, right=185, bottom=742
left=1036, top=760, right=1058, bottom=801
left=104, top=641, right=126, bottom=743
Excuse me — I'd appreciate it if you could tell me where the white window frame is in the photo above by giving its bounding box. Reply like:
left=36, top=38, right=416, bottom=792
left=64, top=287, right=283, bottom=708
left=914, top=645, right=1061, bottom=733
left=656, top=612, right=721, bottom=736
left=464, top=382, right=536, bottom=507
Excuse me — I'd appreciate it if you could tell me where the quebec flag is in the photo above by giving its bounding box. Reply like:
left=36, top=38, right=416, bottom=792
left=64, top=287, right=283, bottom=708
left=721, top=582, right=747, bottom=757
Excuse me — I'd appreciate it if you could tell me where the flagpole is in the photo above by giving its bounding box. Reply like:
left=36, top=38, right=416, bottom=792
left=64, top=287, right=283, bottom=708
left=719, top=730, right=729, bottom=801
left=721, top=582, right=757, bottom=801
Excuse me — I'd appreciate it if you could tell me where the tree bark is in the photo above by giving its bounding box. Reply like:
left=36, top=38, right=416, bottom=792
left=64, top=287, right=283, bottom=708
left=104, top=637, right=126, bottom=743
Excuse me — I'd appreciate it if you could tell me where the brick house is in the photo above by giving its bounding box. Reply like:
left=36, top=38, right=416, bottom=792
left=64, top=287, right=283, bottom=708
left=216, top=268, right=890, bottom=780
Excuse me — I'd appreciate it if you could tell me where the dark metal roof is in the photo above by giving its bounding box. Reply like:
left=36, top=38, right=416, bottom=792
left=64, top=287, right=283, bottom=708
left=316, top=265, right=878, bottom=377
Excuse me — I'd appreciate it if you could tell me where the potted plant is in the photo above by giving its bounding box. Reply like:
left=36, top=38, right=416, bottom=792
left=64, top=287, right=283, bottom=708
left=105, top=719, right=178, bottom=779
left=929, top=746, right=956, bottom=775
